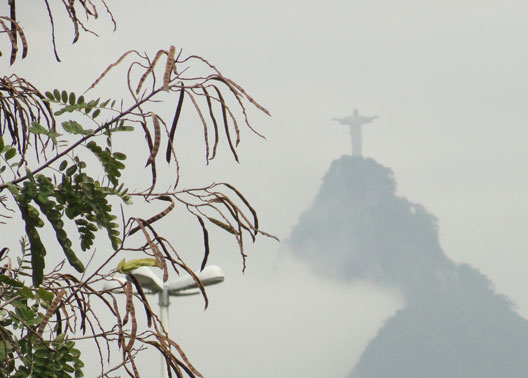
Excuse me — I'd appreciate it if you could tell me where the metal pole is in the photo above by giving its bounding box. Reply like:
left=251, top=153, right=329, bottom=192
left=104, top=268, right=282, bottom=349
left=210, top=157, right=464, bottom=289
left=159, top=288, right=170, bottom=378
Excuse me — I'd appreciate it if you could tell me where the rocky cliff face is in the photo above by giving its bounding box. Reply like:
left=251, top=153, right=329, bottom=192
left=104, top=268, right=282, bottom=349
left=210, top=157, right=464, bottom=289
left=288, top=155, right=528, bottom=377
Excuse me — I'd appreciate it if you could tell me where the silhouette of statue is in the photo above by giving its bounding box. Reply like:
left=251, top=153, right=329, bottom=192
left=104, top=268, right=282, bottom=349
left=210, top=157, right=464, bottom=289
left=334, top=109, right=378, bottom=156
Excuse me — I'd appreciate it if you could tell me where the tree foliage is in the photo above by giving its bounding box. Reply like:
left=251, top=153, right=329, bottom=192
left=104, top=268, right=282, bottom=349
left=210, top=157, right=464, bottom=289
left=0, top=2, right=274, bottom=377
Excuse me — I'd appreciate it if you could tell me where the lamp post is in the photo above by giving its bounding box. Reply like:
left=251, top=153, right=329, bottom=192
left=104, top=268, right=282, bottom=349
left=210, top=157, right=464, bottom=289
left=104, top=265, right=225, bottom=378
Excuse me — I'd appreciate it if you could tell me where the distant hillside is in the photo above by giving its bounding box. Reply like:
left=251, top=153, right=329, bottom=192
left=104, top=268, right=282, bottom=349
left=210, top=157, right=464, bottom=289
left=288, top=155, right=528, bottom=377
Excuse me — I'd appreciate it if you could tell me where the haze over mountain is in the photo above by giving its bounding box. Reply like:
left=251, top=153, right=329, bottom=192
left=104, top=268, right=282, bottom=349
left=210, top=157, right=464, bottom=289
left=288, top=155, right=528, bottom=377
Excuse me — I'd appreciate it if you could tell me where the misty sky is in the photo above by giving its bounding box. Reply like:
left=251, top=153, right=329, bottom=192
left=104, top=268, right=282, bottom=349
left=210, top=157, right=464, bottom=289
left=4, top=1, right=528, bottom=377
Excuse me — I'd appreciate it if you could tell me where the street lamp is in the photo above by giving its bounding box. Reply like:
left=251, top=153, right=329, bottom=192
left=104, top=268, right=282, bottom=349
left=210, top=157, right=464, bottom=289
left=104, top=265, right=225, bottom=378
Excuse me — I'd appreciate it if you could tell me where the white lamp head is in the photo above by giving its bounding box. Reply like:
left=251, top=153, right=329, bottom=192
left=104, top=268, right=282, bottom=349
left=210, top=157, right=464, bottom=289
left=103, top=265, right=224, bottom=296
left=168, top=265, right=225, bottom=296
left=128, top=266, right=164, bottom=293
left=102, top=276, right=127, bottom=292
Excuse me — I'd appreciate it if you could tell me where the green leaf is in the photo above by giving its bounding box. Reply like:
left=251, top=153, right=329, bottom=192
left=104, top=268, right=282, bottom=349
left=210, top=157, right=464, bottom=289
left=59, top=160, right=68, bottom=171
left=30, top=122, right=62, bottom=144
left=110, top=235, right=120, bottom=250
left=70, top=349, right=81, bottom=359
left=0, top=274, right=23, bottom=287
left=4, top=147, right=16, bottom=160
left=17, top=286, right=34, bottom=299
left=61, top=90, right=68, bottom=104
left=117, top=258, right=159, bottom=274
left=62, top=120, right=92, bottom=135
left=34, top=194, right=86, bottom=273
left=68, top=92, right=76, bottom=106
left=65, top=207, right=77, bottom=219
left=15, top=304, right=36, bottom=322
left=29, top=122, right=48, bottom=135
left=36, top=192, right=50, bottom=205
left=34, top=349, right=50, bottom=359
left=65, top=165, right=77, bottom=176
left=113, top=125, right=134, bottom=132
left=18, top=202, right=47, bottom=286
left=92, top=109, right=101, bottom=118
left=84, top=98, right=100, bottom=114
left=45, top=91, right=55, bottom=101
left=56, top=333, right=66, bottom=344
left=0, top=338, right=12, bottom=356
left=7, top=184, right=19, bottom=195
left=53, top=89, right=61, bottom=101
left=54, top=103, right=84, bottom=116
left=37, top=287, right=55, bottom=303
left=85, top=142, right=125, bottom=186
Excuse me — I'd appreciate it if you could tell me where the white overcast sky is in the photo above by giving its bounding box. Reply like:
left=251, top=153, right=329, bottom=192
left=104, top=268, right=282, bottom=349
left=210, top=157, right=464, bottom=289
left=4, top=1, right=528, bottom=377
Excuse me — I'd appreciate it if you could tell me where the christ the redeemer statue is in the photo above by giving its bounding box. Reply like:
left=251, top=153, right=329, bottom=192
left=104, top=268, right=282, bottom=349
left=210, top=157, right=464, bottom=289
left=333, top=109, right=378, bottom=156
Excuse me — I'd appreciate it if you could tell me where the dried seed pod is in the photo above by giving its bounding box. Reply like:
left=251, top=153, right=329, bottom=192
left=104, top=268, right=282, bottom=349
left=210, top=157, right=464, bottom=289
left=146, top=113, right=161, bottom=166
left=164, top=45, right=176, bottom=90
